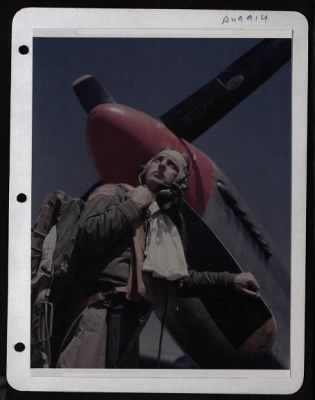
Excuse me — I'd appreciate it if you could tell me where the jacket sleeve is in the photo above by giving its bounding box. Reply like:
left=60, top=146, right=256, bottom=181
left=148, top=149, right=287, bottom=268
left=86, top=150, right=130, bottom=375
left=174, top=269, right=236, bottom=297
left=172, top=210, right=237, bottom=295
left=77, top=185, right=144, bottom=256
left=179, top=269, right=235, bottom=289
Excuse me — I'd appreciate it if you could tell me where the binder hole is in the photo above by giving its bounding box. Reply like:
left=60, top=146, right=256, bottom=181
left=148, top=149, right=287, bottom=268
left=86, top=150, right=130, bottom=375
left=19, top=45, right=29, bottom=55
left=17, top=193, right=27, bottom=203
left=14, top=342, right=25, bottom=352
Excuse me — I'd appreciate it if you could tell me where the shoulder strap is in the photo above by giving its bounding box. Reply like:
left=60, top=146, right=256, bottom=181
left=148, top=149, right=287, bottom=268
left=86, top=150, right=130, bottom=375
left=32, top=225, right=57, bottom=287
left=31, top=191, right=70, bottom=278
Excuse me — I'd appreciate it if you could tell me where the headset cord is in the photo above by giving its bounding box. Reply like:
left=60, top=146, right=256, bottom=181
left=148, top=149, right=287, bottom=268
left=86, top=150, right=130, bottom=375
left=157, top=283, right=170, bottom=368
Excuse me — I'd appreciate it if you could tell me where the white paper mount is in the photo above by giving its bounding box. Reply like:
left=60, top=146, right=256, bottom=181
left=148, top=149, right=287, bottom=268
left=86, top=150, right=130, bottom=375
left=8, top=8, right=308, bottom=394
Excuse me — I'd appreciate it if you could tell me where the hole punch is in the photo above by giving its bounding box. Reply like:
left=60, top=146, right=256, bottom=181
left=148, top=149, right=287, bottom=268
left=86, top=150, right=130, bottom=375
left=17, top=193, right=27, bottom=203
left=19, top=45, right=29, bottom=55
left=14, top=342, right=25, bottom=352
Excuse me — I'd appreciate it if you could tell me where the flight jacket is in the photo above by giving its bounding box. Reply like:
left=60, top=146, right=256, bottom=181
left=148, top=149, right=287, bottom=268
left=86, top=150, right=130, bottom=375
left=74, top=184, right=236, bottom=300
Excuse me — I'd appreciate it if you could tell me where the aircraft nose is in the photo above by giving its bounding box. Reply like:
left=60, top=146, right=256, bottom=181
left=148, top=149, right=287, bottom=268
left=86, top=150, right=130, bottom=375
left=73, top=75, right=116, bottom=113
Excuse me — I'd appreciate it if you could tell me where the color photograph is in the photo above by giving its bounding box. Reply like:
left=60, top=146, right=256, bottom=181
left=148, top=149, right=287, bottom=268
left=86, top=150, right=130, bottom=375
left=30, top=36, right=292, bottom=370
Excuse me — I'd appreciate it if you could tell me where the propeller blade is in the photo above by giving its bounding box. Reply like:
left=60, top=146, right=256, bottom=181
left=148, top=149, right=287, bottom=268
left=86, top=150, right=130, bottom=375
left=160, top=39, right=291, bottom=141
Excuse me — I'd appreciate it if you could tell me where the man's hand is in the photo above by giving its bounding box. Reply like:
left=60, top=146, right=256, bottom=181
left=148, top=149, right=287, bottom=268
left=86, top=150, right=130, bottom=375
left=128, top=185, right=154, bottom=209
left=233, top=272, right=260, bottom=298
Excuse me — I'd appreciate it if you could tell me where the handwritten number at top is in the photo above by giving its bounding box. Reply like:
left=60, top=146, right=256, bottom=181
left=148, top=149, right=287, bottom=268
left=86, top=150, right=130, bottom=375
left=222, top=14, right=268, bottom=25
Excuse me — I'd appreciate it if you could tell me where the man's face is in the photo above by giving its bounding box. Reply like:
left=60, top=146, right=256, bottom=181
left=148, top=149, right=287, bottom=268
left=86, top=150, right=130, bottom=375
left=144, top=153, right=180, bottom=193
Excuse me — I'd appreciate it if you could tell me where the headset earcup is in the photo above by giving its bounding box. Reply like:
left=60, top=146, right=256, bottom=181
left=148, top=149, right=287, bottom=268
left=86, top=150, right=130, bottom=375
left=176, top=176, right=188, bottom=193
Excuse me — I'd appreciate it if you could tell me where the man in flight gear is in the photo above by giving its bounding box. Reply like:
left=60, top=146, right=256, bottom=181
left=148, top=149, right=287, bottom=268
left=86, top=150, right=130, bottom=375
left=56, top=148, right=259, bottom=368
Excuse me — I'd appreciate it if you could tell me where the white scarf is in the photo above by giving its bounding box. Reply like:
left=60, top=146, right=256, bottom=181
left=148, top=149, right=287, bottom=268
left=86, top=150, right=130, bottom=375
left=142, top=202, right=189, bottom=280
